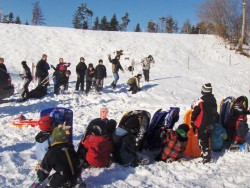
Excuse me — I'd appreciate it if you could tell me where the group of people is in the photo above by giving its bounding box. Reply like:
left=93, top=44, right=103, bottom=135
left=31, top=82, right=249, bottom=187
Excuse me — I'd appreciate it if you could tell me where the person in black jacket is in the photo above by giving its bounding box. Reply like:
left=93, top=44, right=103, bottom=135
left=191, top=83, right=218, bottom=163
left=53, top=70, right=71, bottom=95
left=36, top=125, right=82, bottom=188
left=0, top=57, right=7, bottom=72
left=19, top=61, right=33, bottom=98
left=75, top=57, right=87, bottom=91
left=108, top=55, right=124, bottom=89
left=94, top=59, right=107, bottom=93
left=35, top=54, right=50, bottom=86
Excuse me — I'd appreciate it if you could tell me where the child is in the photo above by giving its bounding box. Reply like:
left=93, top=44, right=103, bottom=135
left=127, top=74, right=142, bottom=94
left=94, top=59, right=107, bottom=93
left=19, top=61, right=33, bottom=98
left=156, top=124, right=190, bottom=162
left=53, top=70, right=71, bottom=95
left=35, top=125, right=81, bottom=188
left=85, top=63, right=95, bottom=95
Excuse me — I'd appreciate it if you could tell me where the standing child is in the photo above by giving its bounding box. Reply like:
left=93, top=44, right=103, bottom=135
left=191, top=83, right=218, bottom=163
left=94, top=59, right=107, bottom=93
left=85, top=63, right=95, bottom=95
left=75, top=57, right=87, bottom=92
left=156, top=124, right=190, bottom=162
left=19, top=61, right=33, bottom=98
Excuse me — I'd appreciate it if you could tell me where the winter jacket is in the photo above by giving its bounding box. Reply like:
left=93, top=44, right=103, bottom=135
left=82, top=134, right=113, bottom=167
left=35, top=131, right=53, bottom=161
left=160, top=129, right=188, bottom=160
left=56, top=62, right=70, bottom=72
left=95, top=64, right=107, bottom=79
left=211, top=123, right=227, bottom=151
left=127, top=76, right=140, bottom=89
left=76, top=62, right=87, bottom=76
left=141, top=57, right=155, bottom=70
left=35, top=59, right=50, bottom=78
left=85, top=68, right=95, bottom=82
left=37, top=142, right=81, bottom=188
left=191, top=93, right=217, bottom=132
left=0, top=63, right=7, bottom=72
left=20, top=64, right=33, bottom=80
left=53, top=70, right=68, bottom=86
left=108, top=56, right=124, bottom=73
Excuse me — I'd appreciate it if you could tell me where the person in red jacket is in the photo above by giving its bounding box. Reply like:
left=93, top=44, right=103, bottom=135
left=77, top=106, right=117, bottom=168
left=191, top=83, right=218, bottom=163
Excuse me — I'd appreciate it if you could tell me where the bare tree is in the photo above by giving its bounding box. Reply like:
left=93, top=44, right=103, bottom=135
left=32, top=1, right=45, bottom=25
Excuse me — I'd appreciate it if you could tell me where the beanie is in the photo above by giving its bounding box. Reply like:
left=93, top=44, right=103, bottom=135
left=89, top=63, right=93, bottom=68
left=38, top=115, right=53, bottom=132
left=201, top=83, right=212, bottom=95
left=177, top=123, right=190, bottom=133
left=52, top=125, right=67, bottom=142
left=176, top=129, right=187, bottom=139
left=21, top=61, right=27, bottom=66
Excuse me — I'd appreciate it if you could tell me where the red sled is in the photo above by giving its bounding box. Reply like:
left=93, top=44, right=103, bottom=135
left=10, top=115, right=39, bottom=128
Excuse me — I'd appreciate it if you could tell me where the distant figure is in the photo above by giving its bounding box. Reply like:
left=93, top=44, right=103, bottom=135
left=94, top=59, right=107, bottom=93
left=85, top=63, right=95, bottom=95
left=75, top=57, right=87, bottom=92
left=191, top=83, right=218, bottom=163
left=19, top=61, right=33, bottom=98
left=0, top=57, right=7, bottom=72
left=35, top=54, right=50, bottom=86
left=141, top=55, right=155, bottom=82
left=127, top=74, right=142, bottom=94
left=108, top=55, right=124, bottom=89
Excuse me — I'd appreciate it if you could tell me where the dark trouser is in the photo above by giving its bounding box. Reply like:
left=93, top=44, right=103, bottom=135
left=128, top=83, right=139, bottom=94
left=95, top=79, right=104, bottom=92
left=48, top=174, right=77, bottom=188
left=85, top=80, right=92, bottom=94
left=21, top=78, right=32, bottom=98
left=198, top=125, right=213, bottom=162
left=75, top=75, right=85, bottom=91
left=143, top=69, right=150, bottom=82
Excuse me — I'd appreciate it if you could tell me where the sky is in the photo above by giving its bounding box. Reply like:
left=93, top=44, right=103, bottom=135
left=0, top=0, right=205, bottom=31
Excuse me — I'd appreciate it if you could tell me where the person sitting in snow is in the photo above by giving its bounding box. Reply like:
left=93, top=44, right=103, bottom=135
left=127, top=74, right=142, bottom=94
left=77, top=106, right=117, bottom=168
left=155, top=124, right=190, bottom=163
left=53, top=70, right=71, bottom=95
left=35, top=125, right=81, bottom=188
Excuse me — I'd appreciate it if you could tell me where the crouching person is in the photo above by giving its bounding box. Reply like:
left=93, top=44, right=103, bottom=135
left=34, top=125, right=82, bottom=188
left=113, top=110, right=151, bottom=167
left=156, top=124, right=189, bottom=163
left=77, top=106, right=117, bottom=168
left=53, top=70, right=71, bottom=95
left=127, top=74, right=142, bottom=94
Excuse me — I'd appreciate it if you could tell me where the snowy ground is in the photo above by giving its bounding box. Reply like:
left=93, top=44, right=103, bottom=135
left=0, top=23, right=250, bottom=188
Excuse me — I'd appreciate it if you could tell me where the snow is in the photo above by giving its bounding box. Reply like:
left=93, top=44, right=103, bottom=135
left=0, top=23, right=250, bottom=188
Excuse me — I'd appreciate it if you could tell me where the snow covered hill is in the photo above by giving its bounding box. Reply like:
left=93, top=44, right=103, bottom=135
left=0, top=23, right=250, bottom=187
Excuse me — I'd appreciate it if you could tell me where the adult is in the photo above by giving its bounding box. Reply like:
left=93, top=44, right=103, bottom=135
left=127, top=74, right=142, bottom=94
left=85, top=63, right=95, bottom=95
left=141, top=55, right=155, bottom=82
left=20, top=61, right=33, bottom=98
left=108, top=55, right=124, bottom=89
left=94, top=59, right=107, bottom=93
left=191, top=83, right=218, bottom=163
left=77, top=106, right=117, bottom=168
left=35, top=54, right=50, bottom=86
left=75, top=57, right=87, bottom=91
left=0, top=57, right=7, bottom=72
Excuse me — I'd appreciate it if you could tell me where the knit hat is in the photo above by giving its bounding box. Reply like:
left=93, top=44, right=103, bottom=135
left=38, top=115, right=53, bottom=132
left=52, top=125, right=67, bottom=142
left=80, top=57, right=85, bottom=61
left=177, top=124, right=190, bottom=133
left=89, top=63, right=93, bottom=68
left=21, top=61, right=27, bottom=66
left=201, top=83, right=212, bottom=95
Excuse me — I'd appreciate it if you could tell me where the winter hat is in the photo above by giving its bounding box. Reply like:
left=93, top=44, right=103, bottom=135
left=99, top=59, right=103, bottom=63
left=177, top=124, right=190, bottom=133
left=52, top=125, right=67, bottom=142
left=89, top=63, right=93, bottom=68
left=201, top=83, right=212, bottom=95
left=21, top=61, right=27, bottom=66
left=80, top=57, right=85, bottom=61
left=38, top=115, right=53, bottom=132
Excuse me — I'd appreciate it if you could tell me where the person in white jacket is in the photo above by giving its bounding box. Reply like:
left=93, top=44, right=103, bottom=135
left=141, top=55, right=155, bottom=82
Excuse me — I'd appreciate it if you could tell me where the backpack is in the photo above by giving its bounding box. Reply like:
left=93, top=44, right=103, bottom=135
left=219, top=96, right=235, bottom=127
left=144, top=107, right=180, bottom=151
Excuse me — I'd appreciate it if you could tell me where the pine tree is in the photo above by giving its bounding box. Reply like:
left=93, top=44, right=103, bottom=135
left=147, top=21, right=157, bottom=33
left=9, top=12, right=14, bottom=23
left=166, top=16, right=178, bottom=33
left=109, top=14, right=119, bottom=31
left=72, top=3, right=93, bottom=29
left=2, top=15, right=8, bottom=23
left=181, top=19, right=191, bottom=34
left=32, top=1, right=46, bottom=25
left=15, top=16, right=21, bottom=24
left=134, top=23, right=141, bottom=32
left=120, top=12, right=130, bottom=31
left=93, top=16, right=99, bottom=30
left=99, top=16, right=109, bottom=31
